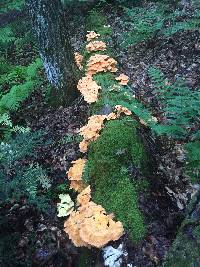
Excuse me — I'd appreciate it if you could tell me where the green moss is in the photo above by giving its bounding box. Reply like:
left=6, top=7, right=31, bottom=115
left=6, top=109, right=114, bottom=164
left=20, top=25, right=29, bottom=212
left=91, top=73, right=123, bottom=115
left=163, top=223, right=200, bottom=267
left=86, top=10, right=113, bottom=38
left=88, top=117, right=148, bottom=243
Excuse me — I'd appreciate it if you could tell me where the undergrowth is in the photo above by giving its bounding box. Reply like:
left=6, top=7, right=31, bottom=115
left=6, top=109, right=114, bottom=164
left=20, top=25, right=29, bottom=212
left=148, top=67, right=200, bottom=183
left=121, top=3, right=200, bottom=47
left=0, top=58, right=43, bottom=113
left=148, top=67, right=200, bottom=139
left=0, top=0, right=25, bottom=13
left=0, top=130, right=51, bottom=211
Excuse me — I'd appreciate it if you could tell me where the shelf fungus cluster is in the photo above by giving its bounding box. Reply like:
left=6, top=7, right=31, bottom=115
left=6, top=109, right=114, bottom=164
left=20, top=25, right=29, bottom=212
left=115, top=73, right=129, bottom=85
left=86, top=40, right=107, bottom=52
left=67, top=159, right=87, bottom=192
left=75, top=31, right=130, bottom=105
left=78, top=106, right=132, bottom=153
left=59, top=31, right=136, bottom=248
left=64, top=159, right=124, bottom=248
left=64, top=199, right=124, bottom=248
left=77, top=75, right=101, bottom=103
left=87, top=54, right=118, bottom=76
left=79, top=115, right=107, bottom=153
left=86, top=31, right=100, bottom=42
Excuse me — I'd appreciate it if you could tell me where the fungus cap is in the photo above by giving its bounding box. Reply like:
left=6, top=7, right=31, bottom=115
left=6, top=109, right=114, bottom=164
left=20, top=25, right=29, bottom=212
left=67, top=159, right=86, bottom=181
left=86, top=41, right=107, bottom=52
left=86, top=31, right=100, bottom=42
left=79, top=115, right=107, bottom=141
left=69, top=180, right=87, bottom=193
left=64, top=201, right=124, bottom=248
left=74, top=52, right=83, bottom=70
left=77, top=185, right=91, bottom=206
left=87, top=54, right=118, bottom=76
left=115, top=74, right=129, bottom=85
left=77, top=75, right=101, bottom=104
left=79, top=139, right=89, bottom=153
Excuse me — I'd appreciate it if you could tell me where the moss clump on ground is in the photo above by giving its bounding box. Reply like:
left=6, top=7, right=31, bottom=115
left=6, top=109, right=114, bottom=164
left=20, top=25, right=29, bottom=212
left=162, top=221, right=200, bottom=267
left=88, top=117, right=148, bottom=243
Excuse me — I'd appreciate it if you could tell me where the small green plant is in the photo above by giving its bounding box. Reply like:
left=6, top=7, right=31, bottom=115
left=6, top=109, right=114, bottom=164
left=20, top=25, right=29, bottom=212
left=0, top=130, right=46, bottom=165
left=0, top=26, right=15, bottom=45
left=148, top=67, right=200, bottom=184
left=0, top=112, right=30, bottom=140
left=185, top=141, right=200, bottom=184
left=122, top=4, right=200, bottom=47
left=148, top=67, right=200, bottom=138
left=122, top=4, right=166, bottom=47
left=0, top=130, right=51, bottom=211
left=0, top=58, right=43, bottom=113
left=0, top=0, right=25, bottom=13
left=86, top=9, right=113, bottom=37
left=59, top=133, right=82, bottom=144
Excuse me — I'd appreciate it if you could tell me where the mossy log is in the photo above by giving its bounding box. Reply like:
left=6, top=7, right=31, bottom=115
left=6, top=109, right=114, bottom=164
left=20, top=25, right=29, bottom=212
left=88, top=116, right=150, bottom=243
left=81, top=10, right=155, bottom=244
left=162, top=191, right=200, bottom=267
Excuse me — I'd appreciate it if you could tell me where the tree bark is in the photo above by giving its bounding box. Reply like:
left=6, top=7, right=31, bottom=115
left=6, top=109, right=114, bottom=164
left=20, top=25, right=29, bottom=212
left=26, top=0, right=80, bottom=106
left=162, top=191, right=200, bottom=267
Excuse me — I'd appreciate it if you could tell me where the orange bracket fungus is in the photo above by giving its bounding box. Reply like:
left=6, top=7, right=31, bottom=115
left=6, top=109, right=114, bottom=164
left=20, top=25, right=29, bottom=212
left=86, top=41, right=107, bottom=52
left=64, top=201, right=124, bottom=248
left=86, top=31, right=100, bottom=42
left=74, top=52, right=83, bottom=70
left=79, top=139, right=89, bottom=153
left=79, top=115, right=107, bottom=153
left=77, top=185, right=91, bottom=206
left=77, top=75, right=101, bottom=103
left=115, top=73, right=129, bottom=85
left=114, top=105, right=132, bottom=117
left=87, top=54, right=118, bottom=76
left=67, top=159, right=87, bottom=192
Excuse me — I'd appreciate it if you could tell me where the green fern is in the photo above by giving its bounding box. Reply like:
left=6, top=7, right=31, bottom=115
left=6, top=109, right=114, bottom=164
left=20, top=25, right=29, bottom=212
left=0, top=26, right=15, bottom=44
left=0, top=130, right=46, bottom=165
left=185, top=141, right=200, bottom=183
left=0, top=58, right=43, bottom=113
left=122, top=4, right=200, bottom=47
left=0, top=130, right=51, bottom=211
left=148, top=67, right=200, bottom=138
left=0, top=112, right=30, bottom=140
left=122, top=4, right=166, bottom=47
left=162, top=10, right=200, bottom=36
left=0, top=164, right=51, bottom=211
left=0, top=0, right=25, bottom=13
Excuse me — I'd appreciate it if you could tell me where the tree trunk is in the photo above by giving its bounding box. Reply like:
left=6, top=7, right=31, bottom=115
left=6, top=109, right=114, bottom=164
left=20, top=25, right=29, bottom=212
left=162, top=191, right=200, bottom=267
left=26, top=0, right=80, bottom=106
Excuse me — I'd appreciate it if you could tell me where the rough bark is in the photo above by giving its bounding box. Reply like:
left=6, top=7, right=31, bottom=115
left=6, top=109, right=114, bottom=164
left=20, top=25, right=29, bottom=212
left=162, top=191, right=200, bottom=267
left=26, top=0, right=80, bottom=106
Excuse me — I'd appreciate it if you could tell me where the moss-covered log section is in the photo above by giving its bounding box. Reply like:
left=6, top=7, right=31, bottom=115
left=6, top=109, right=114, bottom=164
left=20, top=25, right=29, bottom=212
left=162, top=192, right=200, bottom=267
left=88, top=117, right=148, bottom=242
left=82, top=10, right=152, bottom=244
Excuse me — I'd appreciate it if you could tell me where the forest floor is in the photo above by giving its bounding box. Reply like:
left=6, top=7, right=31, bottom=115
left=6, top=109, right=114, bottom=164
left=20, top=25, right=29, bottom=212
left=0, top=2, right=199, bottom=267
